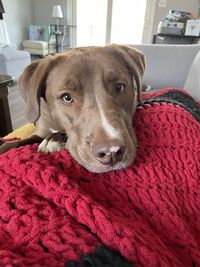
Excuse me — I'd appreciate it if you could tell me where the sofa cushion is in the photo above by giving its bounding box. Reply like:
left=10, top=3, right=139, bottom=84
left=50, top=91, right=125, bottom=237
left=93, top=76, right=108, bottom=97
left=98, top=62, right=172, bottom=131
left=0, top=43, right=8, bottom=49
left=133, top=44, right=200, bottom=90
left=0, top=47, right=30, bottom=61
left=22, top=40, right=56, bottom=56
left=184, top=51, right=200, bottom=100
left=23, top=40, right=48, bottom=49
left=0, top=48, right=31, bottom=79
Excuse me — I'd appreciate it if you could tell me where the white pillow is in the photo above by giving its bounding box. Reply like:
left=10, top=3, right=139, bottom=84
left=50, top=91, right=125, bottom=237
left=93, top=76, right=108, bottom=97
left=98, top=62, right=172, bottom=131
left=184, top=50, right=200, bottom=100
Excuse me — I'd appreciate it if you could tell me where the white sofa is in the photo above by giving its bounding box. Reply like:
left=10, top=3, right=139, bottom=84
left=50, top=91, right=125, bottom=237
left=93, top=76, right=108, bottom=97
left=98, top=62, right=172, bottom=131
left=0, top=46, right=31, bottom=80
left=133, top=44, right=200, bottom=100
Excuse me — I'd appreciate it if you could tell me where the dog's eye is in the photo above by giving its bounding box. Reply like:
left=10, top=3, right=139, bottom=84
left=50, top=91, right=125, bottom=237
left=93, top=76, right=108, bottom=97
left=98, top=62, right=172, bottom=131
left=61, top=93, right=73, bottom=103
left=115, top=83, right=126, bottom=93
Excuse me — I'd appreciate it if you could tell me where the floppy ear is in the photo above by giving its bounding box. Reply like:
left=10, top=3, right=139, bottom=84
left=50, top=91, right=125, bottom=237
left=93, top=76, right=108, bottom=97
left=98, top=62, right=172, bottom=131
left=18, top=56, right=53, bottom=123
left=110, top=44, right=146, bottom=103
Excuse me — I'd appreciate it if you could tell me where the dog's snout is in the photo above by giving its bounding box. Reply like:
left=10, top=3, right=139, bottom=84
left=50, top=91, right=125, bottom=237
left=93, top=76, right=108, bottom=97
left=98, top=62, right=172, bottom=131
left=93, top=140, right=125, bottom=166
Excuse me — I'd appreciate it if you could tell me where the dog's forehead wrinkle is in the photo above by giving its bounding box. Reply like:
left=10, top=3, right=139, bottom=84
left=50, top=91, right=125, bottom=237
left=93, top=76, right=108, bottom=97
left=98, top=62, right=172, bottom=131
left=67, top=50, right=120, bottom=74
left=49, top=54, right=90, bottom=83
left=106, top=71, right=123, bottom=81
left=55, top=53, right=131, bottom=90
left=62, top=78, right=78, bottom=90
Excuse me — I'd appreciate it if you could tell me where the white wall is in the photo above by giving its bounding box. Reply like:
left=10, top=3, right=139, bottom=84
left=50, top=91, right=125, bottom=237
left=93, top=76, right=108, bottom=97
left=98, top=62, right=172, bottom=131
left=152, top=0, right=199, bottom=36
left=32, top=0, right=76, bottom=47
left=2, top=0, right=33, bottom=48
left=2, top=0, right=75, bottom=49
left=32, top=0, right=68, bottom=26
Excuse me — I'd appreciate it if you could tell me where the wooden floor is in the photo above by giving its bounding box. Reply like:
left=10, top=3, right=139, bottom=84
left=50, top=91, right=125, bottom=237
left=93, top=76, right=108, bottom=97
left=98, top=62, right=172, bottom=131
left=8, top=84, right=28, bottom=130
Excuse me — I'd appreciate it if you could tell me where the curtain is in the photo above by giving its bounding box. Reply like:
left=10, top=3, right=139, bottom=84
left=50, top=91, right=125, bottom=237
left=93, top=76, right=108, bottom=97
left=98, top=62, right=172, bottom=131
left=0, top=0, right=5, bottom=20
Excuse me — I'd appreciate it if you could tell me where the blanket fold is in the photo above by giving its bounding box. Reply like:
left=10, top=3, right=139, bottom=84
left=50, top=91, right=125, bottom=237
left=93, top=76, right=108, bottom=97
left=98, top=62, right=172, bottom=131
left=0, top=89, right=200, bottom=267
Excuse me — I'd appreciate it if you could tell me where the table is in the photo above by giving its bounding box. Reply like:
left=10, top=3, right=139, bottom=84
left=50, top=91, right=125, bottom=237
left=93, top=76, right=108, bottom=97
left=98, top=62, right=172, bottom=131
left=153, top=34, right=200, bottom=44
left=0, top=75, right=13, bottom=136
left=48, top=24, right=76, bottom=54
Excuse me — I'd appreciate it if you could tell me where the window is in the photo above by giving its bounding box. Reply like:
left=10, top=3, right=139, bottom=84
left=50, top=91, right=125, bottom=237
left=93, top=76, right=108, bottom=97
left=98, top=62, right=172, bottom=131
left=110, top=0, right=147, bottom=44
left=76, top=0, right=149, bottom=46
left=77, top=0, right=107, bottom=46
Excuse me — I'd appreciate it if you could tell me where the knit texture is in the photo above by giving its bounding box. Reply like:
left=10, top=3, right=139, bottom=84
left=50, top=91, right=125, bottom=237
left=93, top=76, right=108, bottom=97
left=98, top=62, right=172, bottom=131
left=0, top=89, right=200, bottom=267
left=65, top=246, right=133, bottom=267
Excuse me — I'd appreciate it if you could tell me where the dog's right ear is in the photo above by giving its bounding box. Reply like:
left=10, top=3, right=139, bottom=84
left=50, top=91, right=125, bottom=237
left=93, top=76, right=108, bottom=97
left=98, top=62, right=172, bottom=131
left=18, top=57, right=52, bottom=123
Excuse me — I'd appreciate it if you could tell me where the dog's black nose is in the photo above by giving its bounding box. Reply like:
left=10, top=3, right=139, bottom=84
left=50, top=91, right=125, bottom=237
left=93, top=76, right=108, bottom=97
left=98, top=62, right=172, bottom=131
left=93, top=141, right=125, bottom=166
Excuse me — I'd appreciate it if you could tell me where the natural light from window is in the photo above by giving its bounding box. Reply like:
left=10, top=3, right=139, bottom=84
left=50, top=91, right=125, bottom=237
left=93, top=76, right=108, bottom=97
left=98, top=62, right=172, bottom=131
left=111, top=0, right=147, bottom=44
left=77, top=0, right=107, bottom=46
left=76, top=0, right=147, bottom=46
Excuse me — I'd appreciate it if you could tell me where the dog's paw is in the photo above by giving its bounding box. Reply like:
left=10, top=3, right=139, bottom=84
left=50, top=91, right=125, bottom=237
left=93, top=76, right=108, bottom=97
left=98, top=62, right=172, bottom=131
left=38, top=132, right=67, bottom=153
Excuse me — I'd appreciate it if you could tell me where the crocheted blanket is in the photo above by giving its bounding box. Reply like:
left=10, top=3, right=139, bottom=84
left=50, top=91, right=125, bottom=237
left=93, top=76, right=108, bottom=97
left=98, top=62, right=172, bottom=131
left=0, top=89, right=200, bottom=267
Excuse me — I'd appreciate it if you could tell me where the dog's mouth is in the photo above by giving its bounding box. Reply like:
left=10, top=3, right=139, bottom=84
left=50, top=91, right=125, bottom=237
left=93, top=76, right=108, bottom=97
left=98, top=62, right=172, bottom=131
left=67, top=135, right=136, bottom=173
left=72, top=150, right=135, bottom=173
left=88, top=156, right=134, bottom=173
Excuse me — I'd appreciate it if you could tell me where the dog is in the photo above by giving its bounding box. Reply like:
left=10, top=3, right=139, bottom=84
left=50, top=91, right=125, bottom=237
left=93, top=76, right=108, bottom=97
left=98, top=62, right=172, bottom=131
left=0, top=44, right=145, bottom=173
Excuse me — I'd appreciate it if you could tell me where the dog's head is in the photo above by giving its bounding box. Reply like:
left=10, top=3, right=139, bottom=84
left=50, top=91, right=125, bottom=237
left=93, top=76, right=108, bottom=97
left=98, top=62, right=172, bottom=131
left=19, top=45, right=145, bottom=173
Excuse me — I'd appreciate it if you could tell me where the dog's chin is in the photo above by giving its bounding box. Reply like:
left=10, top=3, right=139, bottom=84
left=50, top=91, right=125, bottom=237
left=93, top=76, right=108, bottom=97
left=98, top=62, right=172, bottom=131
left=81, top=156, right=135, bottom=173
left=70, top=149, right=136, bottom=173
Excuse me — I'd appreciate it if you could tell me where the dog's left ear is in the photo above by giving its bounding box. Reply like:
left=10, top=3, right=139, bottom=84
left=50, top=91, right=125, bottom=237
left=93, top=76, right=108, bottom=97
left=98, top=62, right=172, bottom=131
left=18, top=56, right=54, bottom=123
left=110, top=44, right=146, bottom=103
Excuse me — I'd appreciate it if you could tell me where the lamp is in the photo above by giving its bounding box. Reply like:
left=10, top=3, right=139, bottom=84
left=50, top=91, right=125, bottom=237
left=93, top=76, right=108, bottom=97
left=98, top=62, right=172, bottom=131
left=52, top=5, right=63, bottom=34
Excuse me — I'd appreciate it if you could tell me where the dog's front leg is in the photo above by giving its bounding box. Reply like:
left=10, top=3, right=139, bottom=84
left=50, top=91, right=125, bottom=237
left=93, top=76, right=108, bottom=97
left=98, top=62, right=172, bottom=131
left=38, top=132, right=68, bottom=153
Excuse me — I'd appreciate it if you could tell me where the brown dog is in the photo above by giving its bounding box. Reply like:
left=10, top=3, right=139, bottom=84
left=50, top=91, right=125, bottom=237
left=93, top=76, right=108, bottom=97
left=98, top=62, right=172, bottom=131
left=0, top=45, right=145, bottom=173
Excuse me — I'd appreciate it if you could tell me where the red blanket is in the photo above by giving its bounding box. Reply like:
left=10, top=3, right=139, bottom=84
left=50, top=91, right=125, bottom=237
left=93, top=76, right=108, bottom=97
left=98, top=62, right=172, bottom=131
left=0, top=89, right=200, bottom=267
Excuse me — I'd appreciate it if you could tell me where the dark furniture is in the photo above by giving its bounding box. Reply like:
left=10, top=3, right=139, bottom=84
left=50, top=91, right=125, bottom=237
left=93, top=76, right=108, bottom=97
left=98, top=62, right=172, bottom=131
left=153, top=34, right=200, bottom=44
left=0, top=75, right=13, bottom=136
left=48, top=24, right=76, bottom=54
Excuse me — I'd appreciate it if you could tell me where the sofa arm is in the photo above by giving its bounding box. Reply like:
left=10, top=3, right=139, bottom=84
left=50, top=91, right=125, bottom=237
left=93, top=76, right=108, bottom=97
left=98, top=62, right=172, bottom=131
left=133, top=44, right=200, bottom=90
left=0, top=48, right=31, bottom=80
left=184, top=50, right=200, bottom=100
